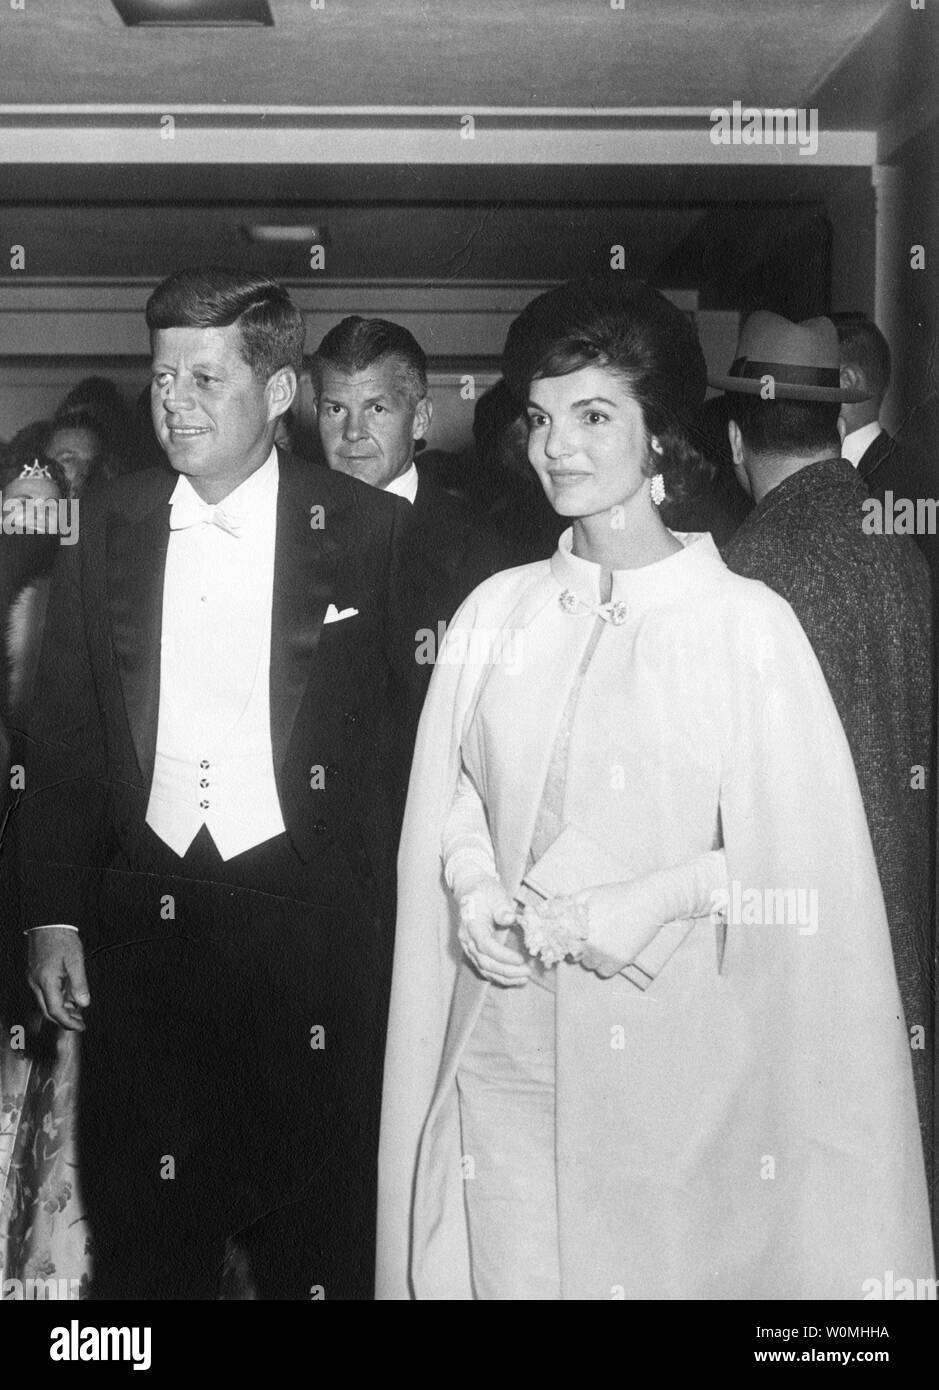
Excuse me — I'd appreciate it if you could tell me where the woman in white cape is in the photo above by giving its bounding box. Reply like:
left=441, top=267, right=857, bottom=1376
left=376, top=280, right=933, bottom=1301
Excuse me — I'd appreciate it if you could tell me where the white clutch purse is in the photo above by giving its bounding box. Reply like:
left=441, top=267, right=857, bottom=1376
left=515, top=824, right=698, bottom=989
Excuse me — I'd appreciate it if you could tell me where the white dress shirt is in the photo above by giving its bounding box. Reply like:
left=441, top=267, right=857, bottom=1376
left=841, top=421, right=883, bottom=469
left=145, top=448, right=287, bottom=860
left=383, top=460, right=419, bottom=504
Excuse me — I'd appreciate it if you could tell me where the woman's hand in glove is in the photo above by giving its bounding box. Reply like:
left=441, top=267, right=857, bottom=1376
left=577, top=850, right=728, bottom=979
left=577, top=882, right=661, bottom=978
left=457, top=876, right=532, bottom=988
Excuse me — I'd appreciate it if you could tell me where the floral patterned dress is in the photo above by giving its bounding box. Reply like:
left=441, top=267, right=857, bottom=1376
left=1, top=1023, right=91, bottom=1298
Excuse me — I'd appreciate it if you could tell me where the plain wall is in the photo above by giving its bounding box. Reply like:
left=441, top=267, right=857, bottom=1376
left=0, top=284, right=739, bottom=455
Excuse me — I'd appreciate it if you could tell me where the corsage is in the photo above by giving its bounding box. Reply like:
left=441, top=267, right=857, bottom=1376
left=517, top=892, right=591, bottom=968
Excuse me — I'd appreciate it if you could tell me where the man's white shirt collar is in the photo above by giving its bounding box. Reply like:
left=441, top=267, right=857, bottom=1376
left=169, top=446, right=279, bottom=527
left=841, top=421, right=882, bottom=469
left=383, top=461, right=419, bottom=505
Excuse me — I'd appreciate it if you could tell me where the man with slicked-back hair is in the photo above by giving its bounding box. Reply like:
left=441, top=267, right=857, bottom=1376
left=18, top=267, right=420, bottom=1300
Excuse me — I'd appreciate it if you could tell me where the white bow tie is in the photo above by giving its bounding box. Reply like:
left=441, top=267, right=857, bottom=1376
left=169, top=495, right=243, bottom=538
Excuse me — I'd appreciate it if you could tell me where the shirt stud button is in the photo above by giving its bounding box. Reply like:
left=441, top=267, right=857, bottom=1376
left=200, top=760, right=209, bottom=769
left=200, top=799, right=210, bottom=810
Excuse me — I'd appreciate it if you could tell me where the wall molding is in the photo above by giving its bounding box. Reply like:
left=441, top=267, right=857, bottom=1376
left=0, top=111, right=877, bottom=167
left=0, top=280, right=701, bottom=359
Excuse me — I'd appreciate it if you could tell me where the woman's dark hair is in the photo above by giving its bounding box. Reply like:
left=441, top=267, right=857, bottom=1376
left=472, top=378, right=524, bottom=460
left=2, top=419, right=50, bottom=469
left=146, top=266, right=306, bottom=382
left=44, top=408, right=104, bottom=449
left=56, top=375, right=132, bottom=456
left=57, top=375, right=128, bottom=427
left=502, top=278, right=711, bottom=505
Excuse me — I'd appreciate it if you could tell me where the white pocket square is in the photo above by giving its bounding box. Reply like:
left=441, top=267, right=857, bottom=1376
left=323, top=603, right=359, bottom=624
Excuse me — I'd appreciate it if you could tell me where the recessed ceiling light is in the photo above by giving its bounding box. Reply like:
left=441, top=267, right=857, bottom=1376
left=242, top=224, right=331, bottom=245
left=112, top=0, right=273, bottom=26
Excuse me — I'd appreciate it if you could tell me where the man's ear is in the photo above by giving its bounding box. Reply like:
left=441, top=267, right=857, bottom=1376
left=727, top=419, right=753, bottom=497
left=266, top=367, right=298, bottom=422
left=839, top=364, right=861, bottom=395
left=727, top=418, right=744, bottom=467
left=412, top=396, right=432, bottom=441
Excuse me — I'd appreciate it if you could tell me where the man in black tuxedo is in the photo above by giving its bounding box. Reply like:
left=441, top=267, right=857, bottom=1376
left=834, top=313, right=938, bottom=582
left=20, top=268, right=419, bottom=1300
left=311, top=316, right=511, bottom=652
left=833, top=315, right=900, bottom=481
left=834, top=315, right=911, bottom=486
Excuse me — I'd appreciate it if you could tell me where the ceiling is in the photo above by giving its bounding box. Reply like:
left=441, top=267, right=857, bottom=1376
left=0, top=0, right=921, bottom=122
left=1, top=136, right=868, bottom=294
left=0, top=1, right=931, bottom=300
left=0, top=161, right=873, bottom=206
left=0, top=195, right=839, bottom=292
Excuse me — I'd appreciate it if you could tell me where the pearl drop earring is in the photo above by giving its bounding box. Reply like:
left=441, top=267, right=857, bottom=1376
left=650, top=473, right=666, bottom=506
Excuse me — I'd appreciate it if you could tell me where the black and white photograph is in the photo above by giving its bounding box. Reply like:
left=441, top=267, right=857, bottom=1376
left=0, top=0, right=936, bottom=1363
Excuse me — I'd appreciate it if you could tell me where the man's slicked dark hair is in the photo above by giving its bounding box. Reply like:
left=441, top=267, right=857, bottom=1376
left=725, top=392, right=842, bottom=457
left=146, top=266, right=306, bottom=382
left=310, top=317, right=428, bottom=403
left=832, top=314, right=892, bottom=402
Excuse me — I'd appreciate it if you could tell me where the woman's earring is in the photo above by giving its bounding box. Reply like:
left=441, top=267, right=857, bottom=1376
left=649, top=473, right=666, bottom=507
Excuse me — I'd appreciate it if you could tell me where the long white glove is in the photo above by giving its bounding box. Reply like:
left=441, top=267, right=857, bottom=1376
left=578, top=849, right=728, bottom=981
left=443, top=765, right=531, bottom=987
left=442, top=766, right=499, bottom=900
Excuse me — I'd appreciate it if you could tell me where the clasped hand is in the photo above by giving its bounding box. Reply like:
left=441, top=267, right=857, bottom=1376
left=457, top=877, right=657, bottom=985
left=577, top=882, right=656, bottom=977
left=457, top=877, right=531, bottom=987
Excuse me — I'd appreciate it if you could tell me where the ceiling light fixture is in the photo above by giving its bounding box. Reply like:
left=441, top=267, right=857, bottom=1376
left=112, top=0, right=274, bottom=27
left=242, top=224, right=331, bottom=245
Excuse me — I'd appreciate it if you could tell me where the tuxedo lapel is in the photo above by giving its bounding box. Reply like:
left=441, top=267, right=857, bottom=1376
left=269, top=453, right=336, bottom=775
left=106, top=478, right=174, bottom=781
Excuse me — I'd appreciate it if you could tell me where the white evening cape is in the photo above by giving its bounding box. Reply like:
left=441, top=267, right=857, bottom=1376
left=377, top=532, right=933, bottom=1300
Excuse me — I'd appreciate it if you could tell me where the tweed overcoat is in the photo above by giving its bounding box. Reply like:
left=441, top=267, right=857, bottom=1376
left=725, top=457, right=935, bottom=1149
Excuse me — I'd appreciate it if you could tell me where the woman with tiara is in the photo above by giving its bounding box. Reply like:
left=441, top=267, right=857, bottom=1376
left=376, top=279, right=932, bottom=1301
left=0, top=454, right=89, bottom=1297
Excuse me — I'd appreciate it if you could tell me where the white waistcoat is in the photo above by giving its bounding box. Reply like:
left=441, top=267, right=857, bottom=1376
left=145, top=450, right=287, bottom=861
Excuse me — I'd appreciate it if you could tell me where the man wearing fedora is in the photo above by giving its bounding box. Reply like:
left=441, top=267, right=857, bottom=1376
left=717, top=311, right=935, bottom=1165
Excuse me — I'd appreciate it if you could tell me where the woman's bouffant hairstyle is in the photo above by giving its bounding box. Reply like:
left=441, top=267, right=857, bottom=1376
left=502, top=278, right=711, bottom=505
left=146, top=266, right=306, bottom=383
